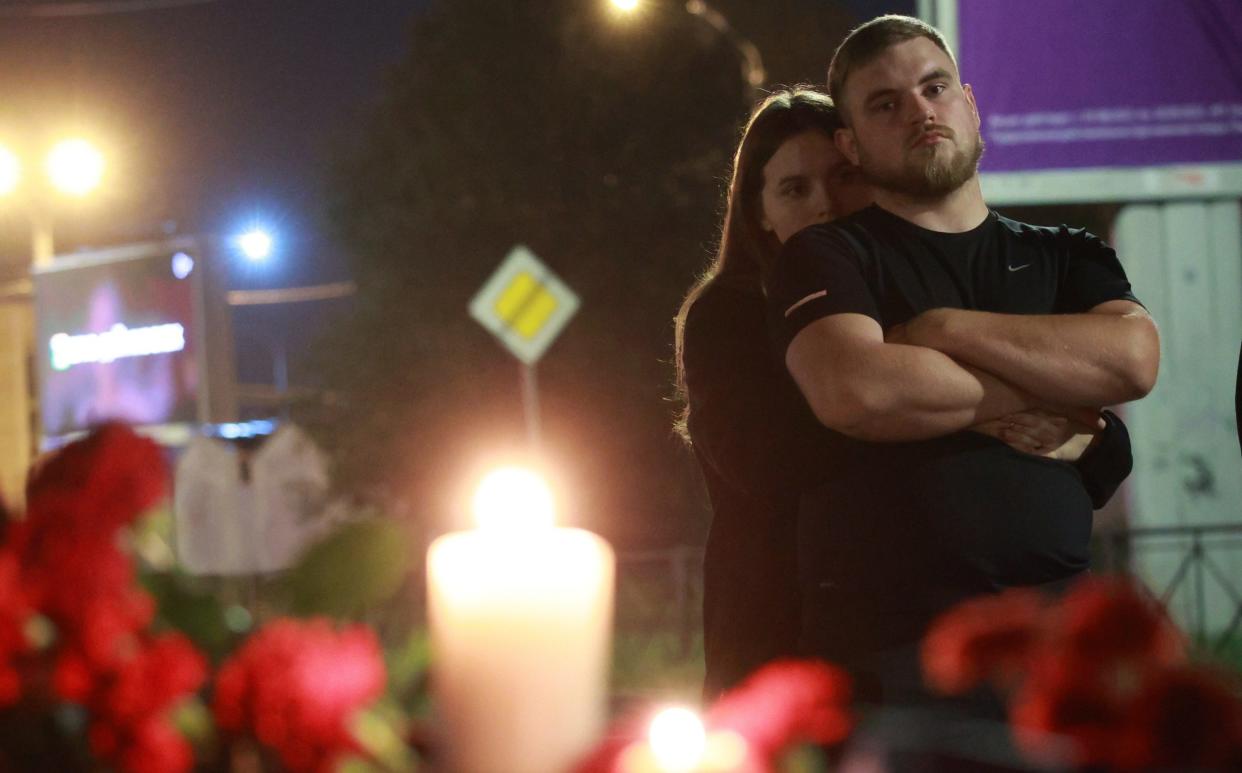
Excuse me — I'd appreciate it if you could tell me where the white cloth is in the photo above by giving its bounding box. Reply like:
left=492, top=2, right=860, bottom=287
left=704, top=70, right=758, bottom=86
left=173, top=424, right=343, bottom=575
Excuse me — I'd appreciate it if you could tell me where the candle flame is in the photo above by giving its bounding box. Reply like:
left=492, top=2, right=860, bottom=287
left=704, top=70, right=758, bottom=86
left=648, top=706, right=705, bottom=772
left=472, top=466, right=556, bottom=531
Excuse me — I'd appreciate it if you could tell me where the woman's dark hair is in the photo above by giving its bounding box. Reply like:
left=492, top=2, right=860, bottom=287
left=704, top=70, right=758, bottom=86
left=672, top=87, right=842, bottom=443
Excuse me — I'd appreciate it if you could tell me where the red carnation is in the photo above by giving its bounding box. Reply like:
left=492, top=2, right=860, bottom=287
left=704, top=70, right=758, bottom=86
left=12, top=426, right=167, bottom=673
left=707, top=659, right=852, bottom=764
left=62, top=632, right=205, bottom=773
left=21, top=537, right=151, bottom=647
left=25, top=422, right=167, bottom=536
left=925, top=577, right=1236, bottom=771
left=0, top=547, right=33, bottom=707
left=1010, top=653, right=1128, bottom=768
left=52, top=649, right=95, bottom=703
left=1057, top=577, right=1185, bottom=668
left=212, top=657, right=247, bottom=732
left=91, top=715, right=195, bottom=773
left=121, top=716, right=195, bottom=773
left=98, top=633, right=207, bottom=726
left=1113, top=665, right=1242, bottom=770
left=575, top=660, right=851, bottom=773
left=922, top=588, right=1047, bottom=695
left=0, top=664, right=21, bottom=707
left=212, top=618, right=387, bottom=772
left=2, top=425, right=201, bottom=773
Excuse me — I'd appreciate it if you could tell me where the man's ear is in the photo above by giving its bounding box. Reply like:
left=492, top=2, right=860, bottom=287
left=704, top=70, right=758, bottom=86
left=963, top=83, right=981, bottom=128
left=835, top=127, right=860, bottom=165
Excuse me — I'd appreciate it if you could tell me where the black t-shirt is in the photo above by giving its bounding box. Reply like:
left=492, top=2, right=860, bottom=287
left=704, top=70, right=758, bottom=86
left=773, top=205, right=1138, bottom=341
left=766, top=205, right=1140, bottom=659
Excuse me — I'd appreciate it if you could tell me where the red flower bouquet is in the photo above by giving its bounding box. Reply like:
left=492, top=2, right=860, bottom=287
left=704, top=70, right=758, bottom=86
left=707, top=659, right=852, bottom=763
left=922, top=576, right=1242, bottom=770
left=0, top=423, right=206, bottom=772
left=213, top=617, right=387, bottom=772
left=577, top=659, right=852, bottom=773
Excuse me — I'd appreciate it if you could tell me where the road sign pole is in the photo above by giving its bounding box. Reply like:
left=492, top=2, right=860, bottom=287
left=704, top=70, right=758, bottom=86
left=521, top=361, right=541, bottom=449
left=470, top=245, right=578, bottom=451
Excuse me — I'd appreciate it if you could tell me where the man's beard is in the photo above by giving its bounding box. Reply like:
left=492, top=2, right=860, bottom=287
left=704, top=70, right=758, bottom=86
left=859, top=127, right=985, bottom=199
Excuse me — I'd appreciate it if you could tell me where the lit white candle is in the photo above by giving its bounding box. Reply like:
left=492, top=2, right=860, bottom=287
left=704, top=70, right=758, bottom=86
left=427, top=467, right=615, bottom=773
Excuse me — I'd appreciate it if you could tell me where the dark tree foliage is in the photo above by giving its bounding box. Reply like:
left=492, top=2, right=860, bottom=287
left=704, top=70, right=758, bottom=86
left=314, top=0, right=855, bottom=548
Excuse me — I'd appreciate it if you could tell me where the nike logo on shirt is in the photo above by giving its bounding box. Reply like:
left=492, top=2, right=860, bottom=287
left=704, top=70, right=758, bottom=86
left=1008, top=263, right=1032, bottom=272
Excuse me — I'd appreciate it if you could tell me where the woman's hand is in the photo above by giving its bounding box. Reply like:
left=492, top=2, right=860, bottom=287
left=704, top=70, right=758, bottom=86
left=971, top=408, right=1105, bottom=461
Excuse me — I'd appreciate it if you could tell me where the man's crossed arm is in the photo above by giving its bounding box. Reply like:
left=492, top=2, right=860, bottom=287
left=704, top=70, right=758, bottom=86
left=785, top=302, right=1158, bottom=442
left=886, top=301, right=1159, bottom=408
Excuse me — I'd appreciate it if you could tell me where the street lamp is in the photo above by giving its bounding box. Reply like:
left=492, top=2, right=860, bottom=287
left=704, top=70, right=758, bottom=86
left=683, top=0, right=765, bottom=95
left=236, top=228, right=274, bottom=262
left=0, top=147, right=19, bottom=196
left=0, top=136, right=106, bottom=506
left=609, top=0, right=640, bottom=12
left=45, top=139, right=105, bottom=197
left=0, top=137, right=107, bottom=264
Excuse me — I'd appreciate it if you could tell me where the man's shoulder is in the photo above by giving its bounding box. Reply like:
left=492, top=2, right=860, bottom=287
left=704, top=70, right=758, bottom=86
left=784, top=206, right=888, bottom=258
left=991, top=211, right=1099, bottom=247
left=823, top=204, right=890, bottom=240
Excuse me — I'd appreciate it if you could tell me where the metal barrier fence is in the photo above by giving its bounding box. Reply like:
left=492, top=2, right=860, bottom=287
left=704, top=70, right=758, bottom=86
left=615, top=546, right=704, bottom=659
left=618, top=523, right=1242, bottom=660
left=1096, top=522, right=1242, bottom=654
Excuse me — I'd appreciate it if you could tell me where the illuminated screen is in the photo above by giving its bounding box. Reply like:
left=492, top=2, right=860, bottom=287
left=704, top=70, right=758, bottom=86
left=35, top=251, right=201, bottom=438
left=961, top=0, right=1242, bottom=173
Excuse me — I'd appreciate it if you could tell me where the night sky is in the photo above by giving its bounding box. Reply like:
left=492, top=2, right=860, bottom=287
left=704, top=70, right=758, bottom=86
left=0, top=0, right=425, bottom=387
left=0, top=0, right=420, bottom=286
left=0, top=0, right=907, bottom=387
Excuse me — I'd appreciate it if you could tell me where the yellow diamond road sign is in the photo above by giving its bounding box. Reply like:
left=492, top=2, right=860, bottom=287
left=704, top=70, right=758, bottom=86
left=469, top=245, right=580, bottom=364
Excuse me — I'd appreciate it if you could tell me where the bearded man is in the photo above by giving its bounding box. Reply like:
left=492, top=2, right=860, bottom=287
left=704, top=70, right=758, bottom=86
left=766, top=15, right=1160, bottom=711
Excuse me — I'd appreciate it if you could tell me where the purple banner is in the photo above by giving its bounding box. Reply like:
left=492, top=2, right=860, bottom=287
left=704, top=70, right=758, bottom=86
left=959, top=0, right=1242, bottom=173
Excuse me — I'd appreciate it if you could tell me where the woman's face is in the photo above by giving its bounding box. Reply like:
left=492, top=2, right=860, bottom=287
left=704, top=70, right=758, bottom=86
left=759, top=129, right=872, bottom=244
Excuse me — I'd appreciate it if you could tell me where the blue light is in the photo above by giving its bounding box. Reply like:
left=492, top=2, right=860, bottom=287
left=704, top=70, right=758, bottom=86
left=236, top=229, right=274, bottom=261
left=248, top=419, right=276, bottom=436
left=209, top=419, right=277, bottom=440
left=171, top=251, right=194, bottom=279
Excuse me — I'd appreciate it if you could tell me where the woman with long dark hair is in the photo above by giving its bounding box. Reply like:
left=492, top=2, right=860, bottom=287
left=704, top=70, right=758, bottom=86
left=675, top=89, right=868, bottom=698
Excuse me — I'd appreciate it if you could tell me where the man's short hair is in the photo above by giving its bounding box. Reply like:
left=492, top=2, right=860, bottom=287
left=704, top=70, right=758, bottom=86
left=827, top=14, right=957, bottom=122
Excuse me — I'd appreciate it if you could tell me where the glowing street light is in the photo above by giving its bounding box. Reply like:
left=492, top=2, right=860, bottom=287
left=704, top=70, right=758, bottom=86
left=45, top=139, right=105, bottom=197
left=0, top=147, right=19, bottom=196
left=609, top=0, right=640, bottom=12
left=236, top=228, right=274, bottom=261
left=0, top=134, right=109, bottom=500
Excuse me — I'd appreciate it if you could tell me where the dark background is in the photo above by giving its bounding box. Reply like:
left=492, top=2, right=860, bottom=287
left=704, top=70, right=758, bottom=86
left=0, top=0, right=915, bottom=548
